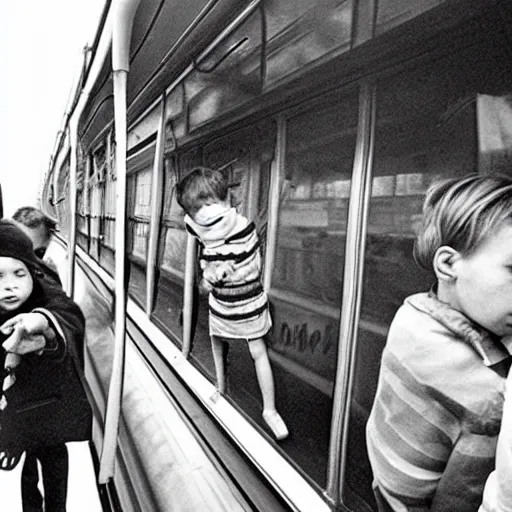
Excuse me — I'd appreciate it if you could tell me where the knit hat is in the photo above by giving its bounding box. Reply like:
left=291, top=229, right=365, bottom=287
left=0, top=220, right=40, bottom=274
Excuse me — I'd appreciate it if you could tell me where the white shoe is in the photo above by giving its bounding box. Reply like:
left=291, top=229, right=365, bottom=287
left=263, top=410, right=289, bottom=440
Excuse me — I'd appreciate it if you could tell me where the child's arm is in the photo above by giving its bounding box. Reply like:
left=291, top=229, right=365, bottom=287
left=31, top=284, right=86, bottom=363
left=431, top=429, right=498, bottom=511
left=0, top=313, right=52, bottom=354
left=0, top=282, right=86, bottom=364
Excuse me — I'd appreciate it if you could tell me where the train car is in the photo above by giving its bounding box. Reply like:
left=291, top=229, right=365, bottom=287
left=41, top=0, right=512, bottom=510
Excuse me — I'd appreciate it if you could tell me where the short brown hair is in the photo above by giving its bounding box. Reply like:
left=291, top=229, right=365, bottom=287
left=176, top=167, right=228, bottom=216
left=414, top=174, right=512, bottom=270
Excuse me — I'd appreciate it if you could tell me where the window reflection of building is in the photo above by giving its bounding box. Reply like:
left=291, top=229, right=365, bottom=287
left=126, top=146, right=155, bottom=308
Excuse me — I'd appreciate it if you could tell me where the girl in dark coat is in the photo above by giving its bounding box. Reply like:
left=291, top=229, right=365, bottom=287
left=0, top=219, right=91, bottom=511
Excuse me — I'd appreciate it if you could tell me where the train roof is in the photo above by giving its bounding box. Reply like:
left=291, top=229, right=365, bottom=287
left=78, top=0, right=253, bottom=151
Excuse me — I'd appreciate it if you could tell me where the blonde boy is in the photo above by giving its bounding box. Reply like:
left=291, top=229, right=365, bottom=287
left=367, top=174, right=512, bottom=511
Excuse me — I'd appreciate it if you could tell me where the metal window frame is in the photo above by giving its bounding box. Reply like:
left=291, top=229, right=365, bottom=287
left=326, top=81, right=376, bottom=506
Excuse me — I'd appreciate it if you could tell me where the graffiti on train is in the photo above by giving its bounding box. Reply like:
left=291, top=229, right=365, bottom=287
left=268, top=301, right=339, bottom=378
left=273, top=321, right=335, bottom=356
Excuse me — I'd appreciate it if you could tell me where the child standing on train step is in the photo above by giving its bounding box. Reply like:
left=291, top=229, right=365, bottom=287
left=177, top=167, right=288, bottom=440
left=0, top=219, right=91, bottom=511
left=366, top=174, right=512, bottom=512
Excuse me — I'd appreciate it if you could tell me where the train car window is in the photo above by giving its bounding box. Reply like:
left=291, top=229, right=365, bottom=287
left=89, top=147, right=107, bottom=263
left=126, top=146, right=155, bottom=308
left=159, top=158, right=185, bottom=275
left=344, top=34, right=512, bottom=511
left=165, top=84, right=186, bottom=148
left=128, top=101, right=161, bottom=152
left=375, top=0, right=445, bottom=35
left=43, top=171, right=58, bottom=222
left=152, top=148, right=202, bottom=346
left=184, top=1, right=353, bottom=131
left=101, top=173, right=117, bottom=274
left=270, top=92, right=358, bottom=487
left=100, top=132, right=117, bottom=273
left=76, top=144, right=90, bottom=253
left=56, top=158, right=71, bottom=238
left=265, top=0, right=353, bottom=87
left=186, top=8, right=263, bottom=131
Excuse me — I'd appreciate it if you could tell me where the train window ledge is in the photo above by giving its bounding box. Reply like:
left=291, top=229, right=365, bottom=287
left=126, top=299, right=332, bottom=512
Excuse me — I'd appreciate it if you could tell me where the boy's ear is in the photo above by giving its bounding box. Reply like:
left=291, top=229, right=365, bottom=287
left=433, top=246, right=460, bottom=282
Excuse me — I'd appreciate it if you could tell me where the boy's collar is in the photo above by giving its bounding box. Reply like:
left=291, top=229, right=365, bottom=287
left=406, top=288, right=512, bottom=367
left=184, top=208, right=240, bottom=245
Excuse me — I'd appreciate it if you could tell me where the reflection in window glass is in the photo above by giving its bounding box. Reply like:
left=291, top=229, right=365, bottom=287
left=127, top=164, right=152, bottom=308
left=274, top=98, right=357, bottom=307
left=152, top=156, right=193, bottom=345
left=185, top=0, right=353, bottom=130
left=88, top=166, right=104, bottom=264
left=269, top=92, right=358, bottom=486
left=376, top=0, right=444, bottom=35
left=56, top=160, right=70, bottom=238
left=100, top=175, right=117, bottom=275
left=127, top=101, right=161, bottom=151
left=265, top=0, right=353, bottom=86
left=164, top=85, right=185, bottom=152
left=186, top=10, right=263, bottom=130
left=344, top=38, right=512, bottom=511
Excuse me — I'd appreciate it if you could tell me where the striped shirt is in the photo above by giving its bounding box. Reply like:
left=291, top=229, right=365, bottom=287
left=185, top=210, right=271, bottom=340
left=480, top=362, right=512, bottom=512
left=366, top=292, right=510, bottom=512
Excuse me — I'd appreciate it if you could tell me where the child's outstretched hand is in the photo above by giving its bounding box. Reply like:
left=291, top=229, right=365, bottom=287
left=0, top=313, right=50, bottom=355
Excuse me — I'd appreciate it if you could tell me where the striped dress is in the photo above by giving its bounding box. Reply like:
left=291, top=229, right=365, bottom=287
left=185, top=209, right=271, bottom=340
left=366, top=292, right=510, bottom=512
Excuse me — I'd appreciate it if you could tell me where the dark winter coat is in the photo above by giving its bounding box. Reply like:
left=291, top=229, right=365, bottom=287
left=0, top=276, right=92, bottom=453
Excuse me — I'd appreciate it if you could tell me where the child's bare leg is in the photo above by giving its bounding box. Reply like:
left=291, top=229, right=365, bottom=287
left=248, top=338, right=288, bottom=440
left=247, top=338, right=276, bottom=411
left=210, top=336, right=226, bottom=394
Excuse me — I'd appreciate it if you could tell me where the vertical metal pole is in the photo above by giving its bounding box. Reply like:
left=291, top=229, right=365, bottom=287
left=325, top=82, right=376, bottom=504
left=263, top=115, right=285, bottom=292
left=67, top=122, right=78, bottom=298
left=145, top=93, right=166, bottom=314
left=99, top=0, right=141, bottom=485
left=84, top=155, right=92, bottom=253
left=182, top=234, right=196, bottom=357
left=99, top=69, right=129, bottom=484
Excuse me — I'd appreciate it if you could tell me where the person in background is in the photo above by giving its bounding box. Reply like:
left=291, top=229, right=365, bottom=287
left=12, top=206, right=60, bottom=286
left=366, top=174, right=512, bottom=511
left=11, top=209, right=64, bottom=511
left=0, top=220, right=91, bottom=512
left=177, top=167, right=288, bottom=440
